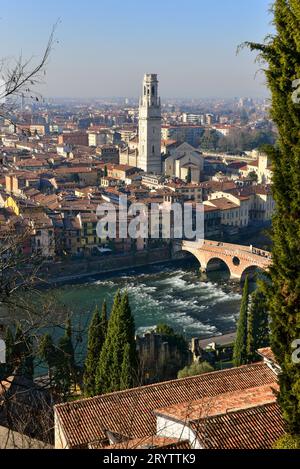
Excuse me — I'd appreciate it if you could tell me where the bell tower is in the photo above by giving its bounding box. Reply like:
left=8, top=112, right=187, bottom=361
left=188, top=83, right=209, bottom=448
left=138, top=74, right=162, bottom=174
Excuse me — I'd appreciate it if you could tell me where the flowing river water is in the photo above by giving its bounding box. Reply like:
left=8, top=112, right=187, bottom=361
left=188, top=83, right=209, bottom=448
left=51, top=259, right=243, bottom=344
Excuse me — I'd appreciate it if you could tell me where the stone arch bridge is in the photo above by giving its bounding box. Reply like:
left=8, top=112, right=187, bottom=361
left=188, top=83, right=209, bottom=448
left=182, top=240, right=272, bottom=280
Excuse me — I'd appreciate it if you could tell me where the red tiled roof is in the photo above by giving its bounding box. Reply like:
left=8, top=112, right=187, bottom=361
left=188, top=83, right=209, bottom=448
left=203, top=205, right=220, bottom=212
left=257, top=347, right=277, bottom=364
left=55, top=167, right=93, bottom=174
left=154, top=383, right=279, bottom=422
left=17, top=158, right=49, bottom=166
left=207, top=198, right=239, bottom=210
left=200, top=180, right=236, bottom=191
left=55, top=363, right=276, bottom=449
left=248, top=161, right=259, bottom=168
left=191, top=402, right=285, bottom=449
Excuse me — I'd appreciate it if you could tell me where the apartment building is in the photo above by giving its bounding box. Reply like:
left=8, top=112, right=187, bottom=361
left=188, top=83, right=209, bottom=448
left=207, top=191, right=250, bottom=228
left=58, top=132, right=89, bottom=147
left=161, top=125, right=203, bottom=147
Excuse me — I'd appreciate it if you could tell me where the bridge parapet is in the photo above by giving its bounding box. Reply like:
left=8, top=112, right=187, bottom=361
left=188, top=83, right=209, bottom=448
left=183, top=240, right=272, bottom=259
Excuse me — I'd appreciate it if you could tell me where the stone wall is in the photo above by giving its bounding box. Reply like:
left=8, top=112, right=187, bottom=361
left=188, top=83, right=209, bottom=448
left=40, top=247, right=179, bottom=285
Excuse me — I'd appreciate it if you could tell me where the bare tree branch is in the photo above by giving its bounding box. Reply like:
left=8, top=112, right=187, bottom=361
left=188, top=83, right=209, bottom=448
left=0, top=20, right=60, bottom=127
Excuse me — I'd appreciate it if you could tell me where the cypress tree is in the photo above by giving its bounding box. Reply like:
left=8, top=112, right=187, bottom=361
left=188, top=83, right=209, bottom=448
left=14, top=325, right=34, bottom=379
left=56, top=317, right=76, bottom=398
left=96, top=291, right=138, bottom=394
left=39, top=333, right=56, bottom=382
left=120, top=343, right=135, bottom=390
left=233, top=276, right=249, bottom=367
left=245, top=0, right=300, bottom=434
left=14, top=324, right=24, bottom=363
left=115, top=292, right=138, bottom=389
left=60, top=317, right=75, bottom=370
left=101, top=300, right=108, bottom=330
left=83, top=301, right=108, bottom=396
left=247, top=290, right=270, bottom=363
left=83, top=306, right=100, bottom=396
left=95, top=290, right=122, bottom=394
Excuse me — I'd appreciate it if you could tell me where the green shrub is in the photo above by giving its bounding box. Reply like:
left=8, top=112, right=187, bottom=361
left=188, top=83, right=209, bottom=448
left=273, top=435, right=300, bottom=450
left=178, top=361, right=214, bottom=379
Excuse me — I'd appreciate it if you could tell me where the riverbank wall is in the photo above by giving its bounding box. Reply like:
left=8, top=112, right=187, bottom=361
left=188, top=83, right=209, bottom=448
left=39, top=247, right=189, bottom=287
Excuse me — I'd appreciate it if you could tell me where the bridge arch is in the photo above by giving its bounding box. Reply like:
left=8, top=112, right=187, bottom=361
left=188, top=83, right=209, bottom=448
left=181, top=246, right=208, bottom=273
left=240, top=265, right=265, bottom=283
left=206, top=257, right=231, bottom=279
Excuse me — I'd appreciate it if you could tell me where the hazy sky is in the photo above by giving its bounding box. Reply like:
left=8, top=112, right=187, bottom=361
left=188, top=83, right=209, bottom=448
left=0, top=0, right=274, bottom=99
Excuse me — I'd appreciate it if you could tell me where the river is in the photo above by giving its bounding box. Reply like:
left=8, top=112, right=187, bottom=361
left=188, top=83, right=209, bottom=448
left=51, top=259, right=242, bottom=344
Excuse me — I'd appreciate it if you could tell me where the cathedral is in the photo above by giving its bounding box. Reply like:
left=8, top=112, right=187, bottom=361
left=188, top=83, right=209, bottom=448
left=119, top=74, right=162, bottom=174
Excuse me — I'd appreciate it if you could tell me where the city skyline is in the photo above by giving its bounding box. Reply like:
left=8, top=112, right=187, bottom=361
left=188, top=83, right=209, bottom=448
left=0, top=0, right=273, bottom=99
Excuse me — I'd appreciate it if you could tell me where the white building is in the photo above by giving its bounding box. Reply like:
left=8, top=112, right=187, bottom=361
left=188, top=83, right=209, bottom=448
left=138, top=74, right=162, bottom=174
left=164, top=142, right=204, bottom=183
left=240, top=150, right=273, bottom=184
left=88, top=131, right=107, bottom=147
left=182, top=113, right=203, bottom=125
left=206, top=191, right=250, bottom=228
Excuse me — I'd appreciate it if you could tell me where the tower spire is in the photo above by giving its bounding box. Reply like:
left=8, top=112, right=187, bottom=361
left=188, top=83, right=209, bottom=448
left=138, top=74, right=162, bottom=174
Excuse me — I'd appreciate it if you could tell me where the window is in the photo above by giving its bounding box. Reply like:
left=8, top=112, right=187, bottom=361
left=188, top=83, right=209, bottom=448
left=152, top=85, right=155, bottom=95
left=152, top=145, right=155, bottom=154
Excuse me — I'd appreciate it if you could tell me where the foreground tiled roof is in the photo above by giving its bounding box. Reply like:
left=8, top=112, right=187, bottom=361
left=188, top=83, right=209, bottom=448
left=154, top=383, right=279, bottom=422
left=55, top=363, right=276, bottom=448
left=190, top=402, right=285, bottom=449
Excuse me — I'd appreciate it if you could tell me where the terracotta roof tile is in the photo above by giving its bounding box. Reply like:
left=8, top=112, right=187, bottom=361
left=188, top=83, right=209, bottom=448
left=257, top=347, right=277, bottom=364
left=154, top=383, right=279, bottom=422
left=207, top=198, right=239, bottom=210
left=191, top=402, right=285, bottom=449
left=55, top=363, right=276, bottom=449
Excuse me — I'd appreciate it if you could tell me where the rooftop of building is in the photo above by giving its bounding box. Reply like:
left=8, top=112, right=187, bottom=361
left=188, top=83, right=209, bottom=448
left=154, top=383, right=279, bottom=423
left=257, top=347, right=277, bottom=364
left=206, top=198, right=239, bottom=210
left=190, top=402, right=284, bottom=449
left=200, top=180, right=237, bottom=191
left=199, top=332, right=236, bottom=349
left=54, top=362, right=276, bottom=449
